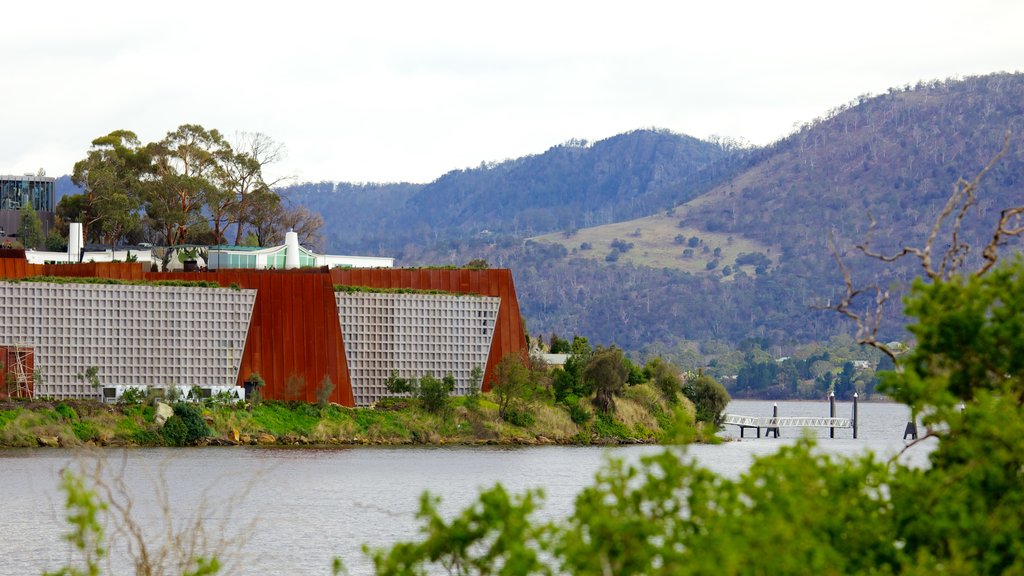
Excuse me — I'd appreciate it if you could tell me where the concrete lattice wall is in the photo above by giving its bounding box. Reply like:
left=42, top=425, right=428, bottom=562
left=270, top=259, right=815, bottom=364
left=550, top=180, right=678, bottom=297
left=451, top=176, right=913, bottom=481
left=0, top=281, right=256, bottom=398
left=337, top=292, right=500, bottom=406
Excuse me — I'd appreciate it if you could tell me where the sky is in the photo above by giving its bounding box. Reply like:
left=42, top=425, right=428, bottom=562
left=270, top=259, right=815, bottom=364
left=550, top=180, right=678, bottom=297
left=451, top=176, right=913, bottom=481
left=2, top=0, right=1023, bottom=185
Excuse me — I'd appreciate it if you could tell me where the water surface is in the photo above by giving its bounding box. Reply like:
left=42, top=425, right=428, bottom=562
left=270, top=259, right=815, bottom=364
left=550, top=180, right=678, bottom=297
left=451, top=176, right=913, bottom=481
left=0, top=400, right=932, bottom=575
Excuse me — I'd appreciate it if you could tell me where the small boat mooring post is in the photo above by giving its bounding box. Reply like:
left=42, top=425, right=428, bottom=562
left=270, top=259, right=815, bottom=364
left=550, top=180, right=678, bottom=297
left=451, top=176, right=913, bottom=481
left=767, top=403, right=780, bottom=438
left=853, top=392, right=859, bottom=439
left=829, top=391, right=836, bottom=439
left=903, top=420, right=918, bottom=440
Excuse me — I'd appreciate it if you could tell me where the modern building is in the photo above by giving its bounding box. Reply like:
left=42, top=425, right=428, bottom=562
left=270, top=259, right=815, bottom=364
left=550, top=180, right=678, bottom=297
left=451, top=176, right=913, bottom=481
left=25, top=226, right=393, bottom=270
left=0, top=252, right=527, bottom=405
left=208, top=238, right=394, bottom=270
left=0, top=174, right=55, bottom=241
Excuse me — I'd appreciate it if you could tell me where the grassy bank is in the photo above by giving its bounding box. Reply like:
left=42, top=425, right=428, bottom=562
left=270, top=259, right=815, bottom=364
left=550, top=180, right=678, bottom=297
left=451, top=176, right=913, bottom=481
left=0, top=385, right=716, bottom=448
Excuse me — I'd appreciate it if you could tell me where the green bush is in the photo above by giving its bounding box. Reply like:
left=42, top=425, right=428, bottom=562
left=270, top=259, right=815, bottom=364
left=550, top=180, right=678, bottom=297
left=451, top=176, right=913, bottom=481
left=161, top=416, right=189, bottom=446
left=419, top=374, right=454, bottom=415
left=55, top=403, right=79, bottom=421
left=502, top=407, right=535, bottom=427
left=161, top=403, right=210, bottom=446
left=561, top=395, right=592, bottom=425
left=71, top=420, right=99, bottom=442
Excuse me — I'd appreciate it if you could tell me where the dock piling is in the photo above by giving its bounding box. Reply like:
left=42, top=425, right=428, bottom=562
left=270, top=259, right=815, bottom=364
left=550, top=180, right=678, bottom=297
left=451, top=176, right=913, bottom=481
left=829, top=392, right=836, bottom=438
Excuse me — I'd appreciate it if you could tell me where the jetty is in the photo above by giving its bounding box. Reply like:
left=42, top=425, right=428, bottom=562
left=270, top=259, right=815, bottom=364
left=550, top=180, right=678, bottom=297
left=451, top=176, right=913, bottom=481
left=723, top=393, right=859, bottom=438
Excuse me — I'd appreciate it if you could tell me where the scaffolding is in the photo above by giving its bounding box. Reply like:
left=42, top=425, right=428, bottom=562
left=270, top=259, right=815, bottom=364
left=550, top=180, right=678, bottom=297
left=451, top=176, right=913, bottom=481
left=1, top=344, right=34, bottom=399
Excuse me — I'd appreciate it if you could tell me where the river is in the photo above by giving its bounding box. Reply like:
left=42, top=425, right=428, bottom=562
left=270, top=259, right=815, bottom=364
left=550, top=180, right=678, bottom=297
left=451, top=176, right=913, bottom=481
left=0, top=400, right=932, bottom=575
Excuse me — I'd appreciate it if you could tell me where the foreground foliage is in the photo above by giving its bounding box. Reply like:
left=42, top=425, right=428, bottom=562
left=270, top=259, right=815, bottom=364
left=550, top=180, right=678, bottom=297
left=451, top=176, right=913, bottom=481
left=368, top=261, right=1024, bottom=575
left=42, top=261, right=1024, bottom=575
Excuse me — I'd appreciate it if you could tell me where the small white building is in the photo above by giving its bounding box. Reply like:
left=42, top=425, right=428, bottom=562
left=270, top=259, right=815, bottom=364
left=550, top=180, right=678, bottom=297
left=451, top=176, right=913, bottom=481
left=23, top=224, right=156, bottom=266
left=208, top=232, right=393, bottom=270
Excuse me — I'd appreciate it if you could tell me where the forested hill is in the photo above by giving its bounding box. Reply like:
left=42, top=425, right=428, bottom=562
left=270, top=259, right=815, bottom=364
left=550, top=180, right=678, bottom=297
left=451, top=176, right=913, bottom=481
left=286, top=73, right=1024, bottom=358
left=514, top=73, right=1024, bottom=354
left=279, top=129, right=745, bottom=253
left=678, top=73, right=1024, bottom=270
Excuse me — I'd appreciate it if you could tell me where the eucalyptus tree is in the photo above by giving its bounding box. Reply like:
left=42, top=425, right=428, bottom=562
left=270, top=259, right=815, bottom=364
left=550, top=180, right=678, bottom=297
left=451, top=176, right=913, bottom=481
left=145, top=124, right=230, bottom=245
left=222, top=132, right=290, bottom=246
left=69, top=130, right=149, bottom=244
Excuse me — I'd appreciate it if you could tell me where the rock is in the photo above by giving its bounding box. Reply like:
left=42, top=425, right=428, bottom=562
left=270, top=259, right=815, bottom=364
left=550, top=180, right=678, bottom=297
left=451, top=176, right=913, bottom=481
left=37, top=436, right=60, bottom=447
left=154, top=402, right=174, bottom=427
left=257, top=433, right=276, bottom=445
left=230, top=428, right=240, bottom=443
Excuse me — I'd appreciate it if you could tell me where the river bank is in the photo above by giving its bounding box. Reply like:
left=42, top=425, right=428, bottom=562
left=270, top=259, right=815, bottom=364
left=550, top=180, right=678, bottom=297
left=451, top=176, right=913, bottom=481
left=0, top=385, right=710, bottom=448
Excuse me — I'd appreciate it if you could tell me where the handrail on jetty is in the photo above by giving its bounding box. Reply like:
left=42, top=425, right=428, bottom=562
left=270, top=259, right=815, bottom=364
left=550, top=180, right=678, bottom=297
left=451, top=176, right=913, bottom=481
left=722, top=393, right=859, bottom=439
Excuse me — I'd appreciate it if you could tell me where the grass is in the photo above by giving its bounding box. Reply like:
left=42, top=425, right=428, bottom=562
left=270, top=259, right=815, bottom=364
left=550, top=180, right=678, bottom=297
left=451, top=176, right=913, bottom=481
left=0, top=389, right=713, bottom=447
left=530, top=204, right=778, bottom=278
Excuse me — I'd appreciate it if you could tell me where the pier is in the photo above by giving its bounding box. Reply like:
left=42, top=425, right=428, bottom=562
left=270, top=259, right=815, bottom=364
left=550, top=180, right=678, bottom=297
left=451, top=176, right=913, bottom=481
left=723, top=393, right=859, bottom=438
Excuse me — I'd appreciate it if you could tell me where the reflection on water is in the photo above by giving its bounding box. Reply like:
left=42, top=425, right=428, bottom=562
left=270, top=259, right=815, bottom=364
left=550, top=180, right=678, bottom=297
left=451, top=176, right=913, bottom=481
left=0, top=401, right=934, bottom=575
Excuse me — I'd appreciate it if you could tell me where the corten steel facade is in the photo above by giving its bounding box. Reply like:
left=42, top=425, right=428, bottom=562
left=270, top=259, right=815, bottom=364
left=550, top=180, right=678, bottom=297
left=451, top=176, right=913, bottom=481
left=0, top=255, right=528, bottom=404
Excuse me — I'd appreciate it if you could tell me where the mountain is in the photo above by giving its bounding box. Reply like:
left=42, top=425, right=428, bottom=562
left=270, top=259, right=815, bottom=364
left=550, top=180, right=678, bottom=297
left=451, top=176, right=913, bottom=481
left=279, top=129, right=746, bottom=253
left=516, top=73, right=1024, bottom=353
left=271, top=73, right=1024, bottom=357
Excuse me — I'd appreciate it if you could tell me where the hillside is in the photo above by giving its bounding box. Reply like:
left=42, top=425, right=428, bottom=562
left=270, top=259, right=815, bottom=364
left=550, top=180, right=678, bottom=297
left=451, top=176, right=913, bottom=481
left=515, top=73, right=1024, bottom=353
left=280, top=129, right=747, bottom=253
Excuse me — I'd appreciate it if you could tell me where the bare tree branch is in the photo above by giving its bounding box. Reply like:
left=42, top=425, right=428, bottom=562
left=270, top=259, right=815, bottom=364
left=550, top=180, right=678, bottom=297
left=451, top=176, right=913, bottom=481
left=826, top=132, right=1015, bottom=361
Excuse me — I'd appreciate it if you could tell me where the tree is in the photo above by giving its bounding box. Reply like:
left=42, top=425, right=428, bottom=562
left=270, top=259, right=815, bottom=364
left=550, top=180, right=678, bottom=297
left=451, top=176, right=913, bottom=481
left=548, top=334, right=571, bottom=354
left=553, top=336, right=593, bottom=402
left=145, top=124, right=230, bottom=246
left=491, top=354, right=535, bottom=421
left=17, top=201, right=44, bottom=250
left=584, top=346, right=627, bottom=414
left=238, top=187, right=283, bottom=247
left=682, top=372, right=730, bottom=425
left=213, top=132, right=289, bottom=246
left=646, top=357, right=682, bottom=404
left=70, top=130, right=148, bottom=245
left=279, top=205, right=325, bottom=251
left=419, top=373, right=455, bottom=415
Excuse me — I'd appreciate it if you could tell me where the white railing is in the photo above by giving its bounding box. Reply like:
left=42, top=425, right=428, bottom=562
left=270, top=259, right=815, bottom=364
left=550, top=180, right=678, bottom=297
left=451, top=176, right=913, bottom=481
left=722, top=414, right=853, bottom=428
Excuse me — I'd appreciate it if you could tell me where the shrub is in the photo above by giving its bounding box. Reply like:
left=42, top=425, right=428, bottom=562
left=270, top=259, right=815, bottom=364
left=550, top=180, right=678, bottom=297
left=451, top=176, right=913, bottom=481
left=385, top=370, right=416, bottom=395
left=118, top=387, right=146, bottom=405
left=71, top=420, right=99, bottom=442
left=419, top=373, right=454, bottom=415
left=683, top=373, right=730, bottom=425
left=161, top=416, right=189, bottom=447
left=162, top=403, right=210, bottom=446
left=503, top=407, right=535, bottom=427
left=55, top=403, right=79, bottom=421
left=562, top=395, right=592, bottom=425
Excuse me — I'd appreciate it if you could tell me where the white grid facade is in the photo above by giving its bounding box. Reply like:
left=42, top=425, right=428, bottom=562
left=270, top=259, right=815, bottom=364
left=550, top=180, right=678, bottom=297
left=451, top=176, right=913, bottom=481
left=0, top=282, right=256, bottom=398
left=337, top=292, right=500, bottom=406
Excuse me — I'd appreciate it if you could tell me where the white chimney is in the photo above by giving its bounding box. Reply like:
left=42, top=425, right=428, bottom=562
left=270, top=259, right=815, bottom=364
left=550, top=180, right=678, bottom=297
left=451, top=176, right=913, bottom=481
left=285, top=229, right=300, bottom=269
left=68, top=223, right=84, bottom=262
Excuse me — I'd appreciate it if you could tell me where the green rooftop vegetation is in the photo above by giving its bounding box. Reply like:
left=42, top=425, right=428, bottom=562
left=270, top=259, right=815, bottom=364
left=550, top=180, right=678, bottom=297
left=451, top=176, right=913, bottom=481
left=9, top=276, right=226, bottom=289
left=333, top=284, right=481, bottom=296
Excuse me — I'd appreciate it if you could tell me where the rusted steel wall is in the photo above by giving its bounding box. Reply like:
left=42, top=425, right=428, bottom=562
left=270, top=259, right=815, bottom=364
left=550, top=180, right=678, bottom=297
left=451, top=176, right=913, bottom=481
left=0, top=260, right=145, bottom=281
left=149, top=269, right=353, bottom=406
left=330, top=268, right=528, bottom=391
left=0, top=346, right=34, bottom=400
left=0, top=256, right=40, bottom=279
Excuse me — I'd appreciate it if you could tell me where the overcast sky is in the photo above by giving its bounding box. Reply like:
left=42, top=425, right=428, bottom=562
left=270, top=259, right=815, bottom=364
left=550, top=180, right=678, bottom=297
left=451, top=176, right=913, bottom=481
left=2, top=1, right=1022, bottom=184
